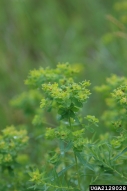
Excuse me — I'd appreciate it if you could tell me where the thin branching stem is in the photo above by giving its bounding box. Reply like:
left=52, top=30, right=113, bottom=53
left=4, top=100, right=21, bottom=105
left=69, top=117, right=82, bottom=190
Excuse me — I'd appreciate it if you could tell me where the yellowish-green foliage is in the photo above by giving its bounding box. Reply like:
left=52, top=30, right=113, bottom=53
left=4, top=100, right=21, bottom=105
left=2, top=0, right=127, bottom=190
left=25, top=63, right=83, bottom=88
left=0, top=125, right=28, bottom=166
left=25, top=64, right=127, bottom=189
left=95, top=75, right=127, bottom=130
left=2, top=63, right=127, bottom=190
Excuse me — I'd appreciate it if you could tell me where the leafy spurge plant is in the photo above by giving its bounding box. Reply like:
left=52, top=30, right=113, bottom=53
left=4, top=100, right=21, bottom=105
left=2, top=63, right=127, bottom=191
left=25, top=63, right=93, bottom=190
left=0, top=125, right=28, bottom=166
left=0, top=125, right=29, bottom=191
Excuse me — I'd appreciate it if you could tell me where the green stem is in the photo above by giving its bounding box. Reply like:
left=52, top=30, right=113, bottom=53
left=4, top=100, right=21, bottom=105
left=74, top=152, right=82, bottom=190
left=69, top=117, right=72, bottom=129
left=45, top=183, right=74, bottom=190
left=69, top=117, right=82, bottom=190
left=60, top=140, right=68, bottom=185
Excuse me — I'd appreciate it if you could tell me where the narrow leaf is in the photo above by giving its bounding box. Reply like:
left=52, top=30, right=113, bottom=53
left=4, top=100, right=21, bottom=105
left=76, top=152, right=95, bottom=171
left=112, top=147, right=127, bottom=161
left=58, top=163, right=75, bottom=177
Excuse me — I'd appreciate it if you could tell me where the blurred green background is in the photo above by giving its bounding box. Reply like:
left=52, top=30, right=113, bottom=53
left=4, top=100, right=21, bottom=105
left=0, top=0, right=127, bottom=129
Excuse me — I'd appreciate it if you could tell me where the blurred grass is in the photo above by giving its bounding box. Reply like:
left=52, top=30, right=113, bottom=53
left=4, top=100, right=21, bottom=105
left=0, top=0, right=126, bottom=129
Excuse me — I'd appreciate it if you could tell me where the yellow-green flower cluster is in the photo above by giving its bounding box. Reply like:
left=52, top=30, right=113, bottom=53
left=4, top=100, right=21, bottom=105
left=0, top=125, right=28, bottom=166
left=45, top=128, right=55, bottom=139
left=112, top=85, right=127, bottom=106
left=111, top=139, right=121, bottom=149
left=95, top=75, right=127, bottom=130
left=25, top=63, right=82, bottom=88
left=112, top=120, right=122, bottom=129
left=22, top=63, right=89, bottom=121
left=56, top=62, right=82, bottom=76
left=107, top=75, right=126, bottom=87
left=45, top=126, right=71, bottom=140
left=55, top=126, right=70, bottom=140
left=29, top=169, right=45, bottom=186
left=85, top=115, right=99, bottom=126
left=45, top=126, right=86, bottom=152
left=25, top=67, right=58, bottom=88
left=110, top=134, right=127, bottom=149
left=72, top=129, right=84, bottom=138
left=73, top=138, right=87, bottom=152
left=40, top=80, right=91, bottom=119
left=42, top=82, right=70, bottom=101
left=72, top=129, right=86, bottom=152
left=95, top=75, right=127, bottom=95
